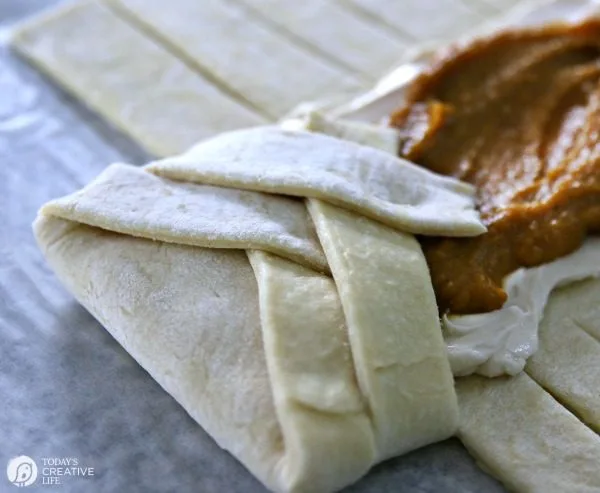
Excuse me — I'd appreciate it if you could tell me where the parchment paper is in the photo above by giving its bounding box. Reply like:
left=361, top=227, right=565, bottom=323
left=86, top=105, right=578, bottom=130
left=0, top=1, right=508, bottom=491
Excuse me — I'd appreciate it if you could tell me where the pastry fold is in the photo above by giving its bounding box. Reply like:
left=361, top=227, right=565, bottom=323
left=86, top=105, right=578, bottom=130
left=35, top=121, right=484, bottom=492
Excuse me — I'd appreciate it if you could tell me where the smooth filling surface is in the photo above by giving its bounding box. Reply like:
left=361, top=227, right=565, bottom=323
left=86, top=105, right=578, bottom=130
left=390, top=21, right=600, bottom=315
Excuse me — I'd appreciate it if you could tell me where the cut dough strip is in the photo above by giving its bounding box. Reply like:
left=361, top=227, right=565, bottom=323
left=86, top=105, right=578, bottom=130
left=234, top=0, right=410, bottom=77
left=456, top=373, right=600, bottom=493
left=11, top=0, right=267, bottom=157
left=526, top=318, right=600, bottom=433
left=307, top=199, right=458, bottom=461
left=148, top=127, right=485, bottom=237
left=41, top=163, right=329, bottom=273
left=338, top=0, right=486, bottom=40
left=33, top=117, right=469, bottom=492
left=9, top=0, right=525, bottom=156
left=525, top=279, right=600, bottom=433
left=284, top=111, right=401, bottom=152
left=550, top=277, right=600, bottom=342
left=248, top=250, right=376, bottom=492
left=107, top=0, right=364, bottom=118
left=293, top=113, right=458, bottom=460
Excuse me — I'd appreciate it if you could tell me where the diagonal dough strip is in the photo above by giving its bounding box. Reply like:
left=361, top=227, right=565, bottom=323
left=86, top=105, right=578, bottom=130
left=307, top=199, right=459, bottom=460
left=41, top=163, right=329, bottom=273
left=248, top=250, right=376, bottom=492
left=148, top=127, right=485, bottom=237
left=525, top=279, right=600, bottom=433
left=296, top=112, right=458, bottom=459
left=457, top=373, right=600, bottom=493
left=107, top=0, right=363, bottom=118
left=11, top=0, right=267, bottom=157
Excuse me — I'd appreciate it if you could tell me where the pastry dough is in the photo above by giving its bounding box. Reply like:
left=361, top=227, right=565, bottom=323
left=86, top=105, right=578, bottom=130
left=20, top=0, right=600, bottom=489
left=525, top=279, right=600, bottom=432
left=284, top=111, right=401, bottom=151
left=11, top=0, right=266, bottom=157
left=248, top=250, right=376, bottom=491
left=34, top=124, right=480, bottom=492
left=41, top=163, right=329, bottom=273
left=107, top=0, right=363, bottom=118
left=34, top=215, right=291, bottom=489
left=296, top=114, right=459, bottom=458
left=10, top=0, right=527, bottom=158
left=307, top=199, right=458, bottom=459
left=148, top=127, right=484, bottom=236
left=34, top=109, right=600, bottom=492
left=547, top=277, right=600, bottom=342
left=457, top=374, right=600, bottom=493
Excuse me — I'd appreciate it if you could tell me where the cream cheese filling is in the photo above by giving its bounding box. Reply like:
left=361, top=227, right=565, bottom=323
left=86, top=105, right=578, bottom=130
left=444, top=237, right=600, bottom=377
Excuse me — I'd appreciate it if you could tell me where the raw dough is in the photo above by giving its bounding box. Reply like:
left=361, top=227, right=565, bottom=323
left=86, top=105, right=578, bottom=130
left=34, top=124, right=473, bottom=492
left=525, top=279, right=600, bottom=433
left=34, top=215, right=289, bottom=491
left=11, top=0, right=266, bottom=157
left=457, top=373, right=600, bottom=493
left=303, top=114, right=458, bottom=458
left=148, top=127, right=485, bottom=236
left=308, top=199, right=458, bottom=460
left=41, top=163, right=329, bottom=272
left=337, top=0, right=485, bottom=40
left=286, top=110, right=401, bottom=151
left=235, top=0, right=409, bottom=77
left=248, top=250, right=376, bottom=491
left=107, top=0, right=363, bottom=118
left=548, top=276, right=600, bottom=342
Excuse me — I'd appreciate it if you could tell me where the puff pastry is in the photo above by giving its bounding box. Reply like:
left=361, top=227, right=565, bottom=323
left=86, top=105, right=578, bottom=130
left=34, top=120, right=487, bottom=492
left=12, top=0, right=267, bottom=157
left=34, top=109, right=600, bottom=493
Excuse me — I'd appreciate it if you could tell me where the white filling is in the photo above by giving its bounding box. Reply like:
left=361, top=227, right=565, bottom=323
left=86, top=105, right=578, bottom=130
left=444, top=237, right=600, bottom=377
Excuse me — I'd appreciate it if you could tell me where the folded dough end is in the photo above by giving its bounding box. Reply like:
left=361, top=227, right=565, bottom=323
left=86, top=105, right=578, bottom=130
left=39, top=163, right=330, bottom=273
left=147, top=126, right=485, bottom=237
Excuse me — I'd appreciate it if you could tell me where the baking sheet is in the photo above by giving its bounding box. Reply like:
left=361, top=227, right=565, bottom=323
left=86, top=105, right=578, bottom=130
left=0, top=1, right=512, bottom=492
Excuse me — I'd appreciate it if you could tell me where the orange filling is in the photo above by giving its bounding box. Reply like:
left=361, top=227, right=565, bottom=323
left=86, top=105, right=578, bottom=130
left=390, top=21, right=600, bottom=314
